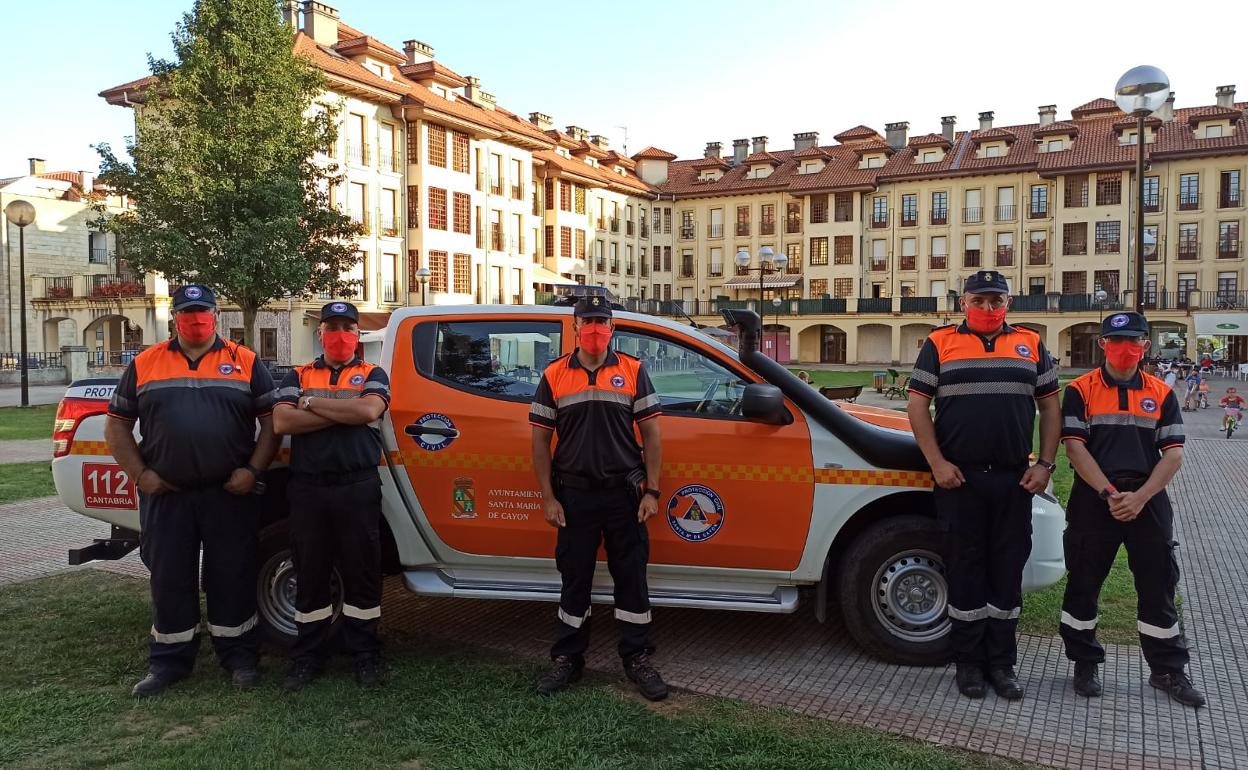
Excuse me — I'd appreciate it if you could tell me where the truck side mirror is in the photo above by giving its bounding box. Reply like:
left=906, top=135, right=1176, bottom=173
left=741, top=383, right=786, bottom=424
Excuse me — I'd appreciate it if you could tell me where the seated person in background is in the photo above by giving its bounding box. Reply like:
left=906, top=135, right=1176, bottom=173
left=797, top=371, right=813, bottom=385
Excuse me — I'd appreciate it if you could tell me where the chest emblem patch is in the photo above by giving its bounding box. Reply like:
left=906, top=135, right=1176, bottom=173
left=1014, top=344, right=1032, bottom=358
left=1140, top=397, right=1158, bottom=413
left=349, top=373, right=365, bottom=386
left=610, top=374, right=626, bottom=389
left=218, top=363, right=236, bottom=375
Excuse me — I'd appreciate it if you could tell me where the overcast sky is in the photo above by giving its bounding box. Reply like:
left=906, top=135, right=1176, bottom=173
left=3, top=0, right=1246, bottom=176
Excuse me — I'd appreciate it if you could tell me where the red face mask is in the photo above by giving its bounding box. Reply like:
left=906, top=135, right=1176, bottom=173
left=577, top=323, right=612, bottom=355
left=1103, top=339, right=1145, bottom=371
left=322, top=330, right=359, bottom=362
left=966, top=305, right=1007, bottom=334
left=174, top=311, right=216, bottom=344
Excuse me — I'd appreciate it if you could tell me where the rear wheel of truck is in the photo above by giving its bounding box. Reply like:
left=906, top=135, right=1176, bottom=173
left=256, top=523, right=343, bottom=649
left=837, top=515, right=953, bottom=666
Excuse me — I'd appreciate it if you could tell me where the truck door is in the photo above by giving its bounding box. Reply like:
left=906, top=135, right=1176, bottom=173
left=613, top=324, right=815, bottom=572
left=387, top=313, right=568, bottom=559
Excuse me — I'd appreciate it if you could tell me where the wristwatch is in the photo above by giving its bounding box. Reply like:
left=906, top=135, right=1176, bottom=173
left=1034, top=459, right=1056, bottom=472
left=300, top=395, right=314, bottom=410
left=1098, top=485, right=1118, bottom=500
left=643, top=488, right=661, bottom=500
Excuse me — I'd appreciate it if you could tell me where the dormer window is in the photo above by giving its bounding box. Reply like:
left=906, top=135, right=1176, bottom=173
left=699, top=170, right=723, bottom=182
left=919, top=149, right=943, bottom=164
left=1046, top=139, right=1065, bottom=152
left=979, top=142, right=1007, bottom=158
left=800, top=161, right=823, bottom=174
left=750, top=164, right=773, bottom=179
left=1205, top=124, right=1225, bottom=139
left=861, top=155, right=886, bottom=169
left=435, top=86, right=448, bottom=98
left=556, top=147, right=571, bottom=159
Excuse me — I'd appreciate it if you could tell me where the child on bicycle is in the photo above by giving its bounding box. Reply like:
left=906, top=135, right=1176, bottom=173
left=1221, top=387, right=1245, bottom=430
left=1183, top=369, right=1201, bottom=411
left=1199, top=379, right=1210, bottom=409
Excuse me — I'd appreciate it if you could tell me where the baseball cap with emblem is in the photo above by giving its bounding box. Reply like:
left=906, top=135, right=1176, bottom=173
left=320, top=301, right=360, bottom=324
left=171, top=284, right=217, bottom=311
left=573, top=295, right=613, bottom=319
left=963, top=270, right=1009, bottom=294
left=1101, top=311, right=1149, bottom=338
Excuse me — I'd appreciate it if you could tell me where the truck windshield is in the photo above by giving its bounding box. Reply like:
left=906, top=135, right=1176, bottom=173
left=612, top=330, right=749, bottom=417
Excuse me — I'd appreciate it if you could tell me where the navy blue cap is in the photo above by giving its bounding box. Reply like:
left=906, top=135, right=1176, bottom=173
left=171, top=284, right=216, bottom=311
left=573, top=295, right=612, bottom=319
left=320, top=301, right=360, bottom=323
left=963, top=270, right=1009, bottom=294
left=1101, top=311, right=1149, bottom=338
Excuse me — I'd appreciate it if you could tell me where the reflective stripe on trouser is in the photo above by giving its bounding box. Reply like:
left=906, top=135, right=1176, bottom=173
left=139, top=486, right=260, bottom=678
left=934, top=469, right=1033, bottom=668
left=1060, top=480, right=1189, bottom=673
left=550, top=484, right=654, bottom=662
left=288, top=473, right=383, bottom=662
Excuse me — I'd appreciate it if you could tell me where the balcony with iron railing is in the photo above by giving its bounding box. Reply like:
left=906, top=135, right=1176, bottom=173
left=930, top=255, right=948, bottom=270
left=1178, top=239, right=1200, bottom=260
left=595, top=259, right=606, bottom=272
left=899, top=255, right=916, bottom=270
left=1029, top=242, right=1048, bottom=265
left=785, top=216, right=801, bottom=234
left=627, top=220, right=635, bottom=236
left=476, top=171, right=487, bottom=192
left=963, top=249, right=981, bottom=268
left=1143, top=195, right=1162, bottom=213
left=490, top=176, right=503, bottom=196
left=679, top=226, right=695, bottom=240
left=1028, top=204, right=1049, bottom=219
left=1208, top=290, right=1248, bottom=309
left=834, top=205, right=853, bottom=223
left=345, top=142, right=370, bottom=167
left=379, top=150, right=400, bottom=173
left=930, top=210, right=948, bottom=225
left=382, top=280, right=398, bottom=303
left=900, top=296, right=937, bottom=313
left=1219, top=189, right=1243, bottom=209
left=381, top=214, right=399, bottom=237
left=1178, top=192, right=1201, bottom=211
left=760, top=221, right=775, bottom=236
left=640, top=222, right=650, bottom=238
left=641, top=262, right=649, bottom=278
left=680, top=259, right=694, bottom=278
left=900, top=212, right=917, bottom=227
left=44, top=276, right=74, bottom=299
left=707, top=223, right=723, bottom=238
left=995, top=205, right=1017, bottom=222
left=91, top=273, right=145, bottom=298
left=870, top=258, right=888, bottom=272
left=962, top=207, right=983, bottom=224
left=352, top=211, right=371, bottom=235
left=531, top=191, right=541, bottom=215
left=89, top=248, right=109, bottom=265
left=708, top=264, right=724, bottom=278
left=610, top=258, right=620, bottom=274
left=491, top=226, right=504, bottom=252
left=610, top=218, right=620, bottom=234
left=995, top=245, right=1014, bottom=266
left=1218, top=239, right=1240, bottom=259
left=511, top=183, right=523, bottom=200
left=735, top=222, right=750, bottom=237
left=870, top=214, right=889, bottom=229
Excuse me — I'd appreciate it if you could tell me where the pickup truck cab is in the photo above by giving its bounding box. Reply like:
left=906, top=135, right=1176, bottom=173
left=52, top=305, right=1064, bottom=665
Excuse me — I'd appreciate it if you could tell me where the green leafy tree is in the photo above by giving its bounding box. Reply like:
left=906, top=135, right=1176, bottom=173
left=96, top=0, right=361, bottom=347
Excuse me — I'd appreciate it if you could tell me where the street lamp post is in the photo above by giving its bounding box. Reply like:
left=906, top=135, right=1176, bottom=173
left=1115, top=65, right=1170, bottom=315
left=771, top=297, right=782, bottom=363
left=734, top=246, right=789, bottom=360
left=415, top=266, right=431, bottom=305
left=4, top=200, right=36, bottom=408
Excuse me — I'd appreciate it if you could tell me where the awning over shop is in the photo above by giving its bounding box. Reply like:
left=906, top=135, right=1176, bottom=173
left=304, top=309, right=392, bottom=331
left=722, top=275, right=802, bottom=289
left=1194, top=313, right=1248, bottom=336
left=531, top=265, right=567, bottom=285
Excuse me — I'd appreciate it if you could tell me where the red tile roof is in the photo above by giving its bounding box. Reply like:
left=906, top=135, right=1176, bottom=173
left=1071, top=98, right=1121, bottom=118
left=691, top=156, right=730, bottom=170
left=907, top=133, right=952, bottom=149
left=1112, top=115, right=1162, bottom=130
left=853, top=139, right=894, bottom=156
left=743, top=151, right=783, bottom=166
left=293, top=33, right=408, bottom=98
left=1033, top=121, right=1080, bottom=137
left=792, top=145, right=833, bottom=159
left=398, top=60, right=468, bottom=88
left=631, top=146, right=677, bottom=161
left=1184, top=105, right=1244, bottom=126
left=334, top=35, right=406, bottom=65
left=833, top=125, right=881, bottom=142
left=970, top=127, right=1017, bottom=143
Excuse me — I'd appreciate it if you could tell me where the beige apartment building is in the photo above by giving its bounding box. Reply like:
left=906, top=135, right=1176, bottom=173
left=15, top=0, right=1241, bottom=368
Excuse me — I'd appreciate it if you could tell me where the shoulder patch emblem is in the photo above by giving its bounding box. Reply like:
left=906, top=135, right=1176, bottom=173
left=218, top=363, right=235, bottom=375
left=1140, top=397, right=1158, bottom=413
left=1015, top=344, right=1032, bottom=358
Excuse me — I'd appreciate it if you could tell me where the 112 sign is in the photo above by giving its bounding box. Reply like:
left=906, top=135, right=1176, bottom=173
left=82, top=463, right=137, bottom=509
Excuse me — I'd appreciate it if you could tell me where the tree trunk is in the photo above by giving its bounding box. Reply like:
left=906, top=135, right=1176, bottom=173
left=242, top=304, right=258, bottom=352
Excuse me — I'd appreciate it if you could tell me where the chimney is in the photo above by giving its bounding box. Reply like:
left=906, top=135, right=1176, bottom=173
left=463, top=75, right=484, bottom=103
left=301, top=1, right=339, bottom=47
left=28, top=158, right=45, bottom=176
left=529, top=112, right=552, bottom=131
left=565, top=125, right=588, bottom=142
left=885, top=121, right=909, bottom=150
left=751, top=135, right=768, bottom=155
left=941, top=116, right=956, bottom=142
left=589, top=134, right=610, bottom=149
left=1158, top=92, right=1176, bottom=122
left=703, top=141, right=722, bottom=159
left=978, top=111, right=994, bottom=131
left=281, top=0, right=300, bottom=29
left=732, top=138, right=749, bottom=165
left=403, top=39, right=434, bottom=65
left=1038, top=105, right=1057, bottom=127
left=79, top=170, right=95, bottom=193
left=1216, top=85, right=1237, bottom=109
left=793, top=131, right=819, bottom=151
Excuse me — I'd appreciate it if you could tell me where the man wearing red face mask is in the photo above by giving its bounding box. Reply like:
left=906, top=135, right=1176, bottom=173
left=529, top=294, right=667, bottom=700
left=1059, top=311, right=1202, bottom=707
left=272, top=301, right=391, bottom=690
left=105, top=284, right=280, bottom=697
left=907, top=270, right=1061, bottom=701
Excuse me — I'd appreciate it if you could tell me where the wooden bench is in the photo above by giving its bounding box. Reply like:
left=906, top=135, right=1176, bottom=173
left=819, top=384, right=863, bottom=403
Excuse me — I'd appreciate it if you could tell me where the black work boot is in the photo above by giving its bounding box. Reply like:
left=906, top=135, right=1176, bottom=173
left=955, top=664, right=986, bottom=699
left=355, top=656, right=385, bottom=688
left=231, top=666, right=260, bottom=691
left=131, top=672, right=179, bottom=698
left=536, top=655, right=583, bottom=697
left=1073, top=662, right=1102, bottom=697
left=1150, top=670, right=1206, bottom=708
left=988, top=667, right=1024, bottom=700
left=282, top=659, right=323, bottom=692
left=624, top=653, right=669, bottom=702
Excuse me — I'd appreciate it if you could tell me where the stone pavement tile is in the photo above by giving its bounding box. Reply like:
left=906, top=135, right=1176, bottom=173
left=0, top=439, right=51, bottom=463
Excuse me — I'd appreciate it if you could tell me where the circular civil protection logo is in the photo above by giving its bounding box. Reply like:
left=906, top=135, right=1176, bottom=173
left=1015, top=344, right=1032, bottom=357
left=611, top=374, right=626, bottom=389
left=1109, top=314, right=1130, bottom=328
left=349, top=373, right=365, bottom=386
left=184, top=286, right=202, bottom=299
left=666, top=484, right=726, bottom=543
left=412, top=412, right=456, bottom=451
left=218, top=363, right=235, bottom=375
left=330, top=302, right=348, bottom=313
left=1141, top=397, right=1158, bottom=413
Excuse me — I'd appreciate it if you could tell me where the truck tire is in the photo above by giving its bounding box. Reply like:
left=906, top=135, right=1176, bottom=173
left=836, top=515, right=953, bottom=666
left=255, top=523, right=343, bottom=649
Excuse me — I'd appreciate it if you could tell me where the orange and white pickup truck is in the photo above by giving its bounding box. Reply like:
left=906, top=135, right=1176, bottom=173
left=51, top=305, right=1064, bottom=665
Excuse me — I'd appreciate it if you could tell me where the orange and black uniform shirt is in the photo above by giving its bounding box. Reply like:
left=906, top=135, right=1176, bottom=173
left=274, top=357, right=390, bottom=474
left=1061, top=368, right=1184, bottom=479
left=908, top=323, right=1058, bottom=466
left=107, top=337, right=275, bottom=488
left=529, top=350, right=661, bottom=480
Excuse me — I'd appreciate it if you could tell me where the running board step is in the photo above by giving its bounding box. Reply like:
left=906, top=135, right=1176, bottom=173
left=402, top=569, right=799, bottom=613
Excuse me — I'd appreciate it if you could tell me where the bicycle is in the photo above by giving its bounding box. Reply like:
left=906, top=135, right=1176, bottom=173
left=1226, top=409, right=1241, bottom=439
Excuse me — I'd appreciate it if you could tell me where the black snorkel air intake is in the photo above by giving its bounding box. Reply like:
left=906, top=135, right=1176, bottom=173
left=721, top=309, right=928, bottom=472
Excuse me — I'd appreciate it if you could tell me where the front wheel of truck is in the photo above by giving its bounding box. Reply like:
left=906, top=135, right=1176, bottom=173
left=837, top=515, right=953, bottom=666
left=256, top=523, right=343, bottom=649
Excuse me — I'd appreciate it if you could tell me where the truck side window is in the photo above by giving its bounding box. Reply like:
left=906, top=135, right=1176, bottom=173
left=430, top=321, right=561, bottom=401
left=612, top=331, right=747, bottom=418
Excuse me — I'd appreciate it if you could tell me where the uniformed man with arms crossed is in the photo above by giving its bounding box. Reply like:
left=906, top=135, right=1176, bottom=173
left=105, top=285, right=280, bottom=696
left=907, top=271, right=1061, bottom=700
left=1058, top=311, right=1204, bottom=707
left=273, top=301, right=391, bottom=690
left=529, top=295, right=668, bottom=700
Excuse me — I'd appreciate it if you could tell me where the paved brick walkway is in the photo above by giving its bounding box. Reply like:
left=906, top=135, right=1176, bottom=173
left=3, top=392, right=1243, bottom=768
left=0, top=439, right=51, bottom=464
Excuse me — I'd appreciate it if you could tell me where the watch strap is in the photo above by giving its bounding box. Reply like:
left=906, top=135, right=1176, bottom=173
left=643, top=488, right=661, bottom=500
